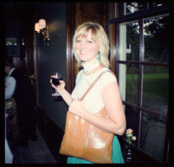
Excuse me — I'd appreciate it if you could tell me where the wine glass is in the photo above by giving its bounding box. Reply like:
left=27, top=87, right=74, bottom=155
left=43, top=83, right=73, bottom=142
left=51, top=72, right=62, bottom=96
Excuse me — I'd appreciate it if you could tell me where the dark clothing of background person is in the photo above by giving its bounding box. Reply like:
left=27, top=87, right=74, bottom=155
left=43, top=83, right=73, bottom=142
left=9, top=68, right=37, bottom=145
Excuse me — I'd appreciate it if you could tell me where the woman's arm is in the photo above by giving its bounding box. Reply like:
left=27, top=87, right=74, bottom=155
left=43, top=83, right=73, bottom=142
left=69, top=81, right=126, bottom=136
left=58, top=81, right=72, bottom=106
left=101, top=81, right=126, bottom=135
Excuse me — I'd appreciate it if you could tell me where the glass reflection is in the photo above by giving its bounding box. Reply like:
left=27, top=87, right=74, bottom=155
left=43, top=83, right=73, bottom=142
left=126, top=64, right=138, bottom=105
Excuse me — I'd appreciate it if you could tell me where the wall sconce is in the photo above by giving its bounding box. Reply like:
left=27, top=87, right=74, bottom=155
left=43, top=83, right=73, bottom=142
left=34, top=18, right=50, bottom=43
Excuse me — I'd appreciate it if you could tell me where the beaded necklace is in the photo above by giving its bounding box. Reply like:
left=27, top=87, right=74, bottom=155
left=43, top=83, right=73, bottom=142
left=82, top=59, right=100, bottom=74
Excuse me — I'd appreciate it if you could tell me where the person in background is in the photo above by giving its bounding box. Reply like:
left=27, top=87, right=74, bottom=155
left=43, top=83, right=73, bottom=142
left=50, top=22, right=126, bottom=164
left=5, top=57, right=37, bottom=147
left=5, top=74, right=16, bottom=163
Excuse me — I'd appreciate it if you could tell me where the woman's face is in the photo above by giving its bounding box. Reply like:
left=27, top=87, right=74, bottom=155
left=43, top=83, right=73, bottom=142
left=75, top=29, right=99, bottom=63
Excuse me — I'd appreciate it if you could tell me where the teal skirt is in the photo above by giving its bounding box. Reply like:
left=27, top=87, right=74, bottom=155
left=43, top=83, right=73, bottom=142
left=67, top=135, right=124, bottom=164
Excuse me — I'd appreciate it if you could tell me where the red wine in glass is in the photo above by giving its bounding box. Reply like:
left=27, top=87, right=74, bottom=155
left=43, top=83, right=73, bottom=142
left=51, top=72, right=62, bottom=96
left=52, top=78, right=60, bottom=86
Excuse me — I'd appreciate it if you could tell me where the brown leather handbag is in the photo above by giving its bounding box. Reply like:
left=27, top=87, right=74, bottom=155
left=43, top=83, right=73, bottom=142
left=59, top=71, right=114, bottom=163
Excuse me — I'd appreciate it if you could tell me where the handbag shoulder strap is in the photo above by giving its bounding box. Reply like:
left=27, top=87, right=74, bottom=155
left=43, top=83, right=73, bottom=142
left=80, top=70, right=109, bottom=101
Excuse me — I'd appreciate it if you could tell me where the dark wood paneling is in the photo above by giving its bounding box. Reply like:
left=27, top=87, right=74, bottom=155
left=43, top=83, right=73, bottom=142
left=109, top=23, right=116, bottom=73
left=17, top=3, right=35, bottom=76
left=75, top=3, right=107, bottom=30
left=66, top=3, right=76, bottom=93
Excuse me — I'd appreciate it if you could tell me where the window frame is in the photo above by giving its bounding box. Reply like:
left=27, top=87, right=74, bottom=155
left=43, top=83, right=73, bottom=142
left=107, top=2, right=170, bottom=163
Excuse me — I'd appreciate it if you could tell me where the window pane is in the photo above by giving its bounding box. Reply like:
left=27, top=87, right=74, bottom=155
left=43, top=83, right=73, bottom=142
left=125, top=2, right=146, bottom=14
left=140, top=112, right=166, bottom=161
left=126, top=64, right=139, bottom=104
left=144, top=15, right=169, bottom=63
left=119, top=64, right=139, bottom=104
left=119, top=22, right=139, bottom=61
left=142, top=66, right=169, bottom=116
left=125, top=105, right=139, bottom=143
left=148, top=3, right=168, bottom=9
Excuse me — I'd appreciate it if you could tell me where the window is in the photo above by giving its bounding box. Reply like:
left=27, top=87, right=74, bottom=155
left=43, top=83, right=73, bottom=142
left=125, top=2, right=167, bottom=15
left=108, top=2, right=169, bottom=162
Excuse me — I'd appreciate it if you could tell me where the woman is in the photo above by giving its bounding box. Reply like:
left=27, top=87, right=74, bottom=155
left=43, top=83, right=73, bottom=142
left=50, top=22, right=126, bottom=164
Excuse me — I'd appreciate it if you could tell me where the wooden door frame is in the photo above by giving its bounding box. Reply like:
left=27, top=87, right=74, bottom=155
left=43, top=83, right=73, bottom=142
left=66, top=3, right=76, bottom=93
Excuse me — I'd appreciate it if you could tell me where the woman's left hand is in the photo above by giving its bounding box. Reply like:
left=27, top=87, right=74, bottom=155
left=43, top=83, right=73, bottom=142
left=69, top=100, right=86, bottom=118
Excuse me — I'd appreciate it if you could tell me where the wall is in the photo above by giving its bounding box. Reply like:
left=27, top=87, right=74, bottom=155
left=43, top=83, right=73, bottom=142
left=35, top=3, right=67, bottom=130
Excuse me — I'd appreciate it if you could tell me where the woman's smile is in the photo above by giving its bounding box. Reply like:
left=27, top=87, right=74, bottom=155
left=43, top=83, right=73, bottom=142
left=80, top=51, right=88, bottom=54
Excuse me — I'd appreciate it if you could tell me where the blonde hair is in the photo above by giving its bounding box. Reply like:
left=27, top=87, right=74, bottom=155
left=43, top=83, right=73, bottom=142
left=72, top=22, right=110, bottom=68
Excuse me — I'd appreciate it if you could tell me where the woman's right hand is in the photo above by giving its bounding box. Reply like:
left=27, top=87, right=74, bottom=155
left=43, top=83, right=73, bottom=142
left=50, top=78, right=65, bottom=95
left=50, top=78, right=72, bottom=106
left=57, top=80, right=66, bottom=95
